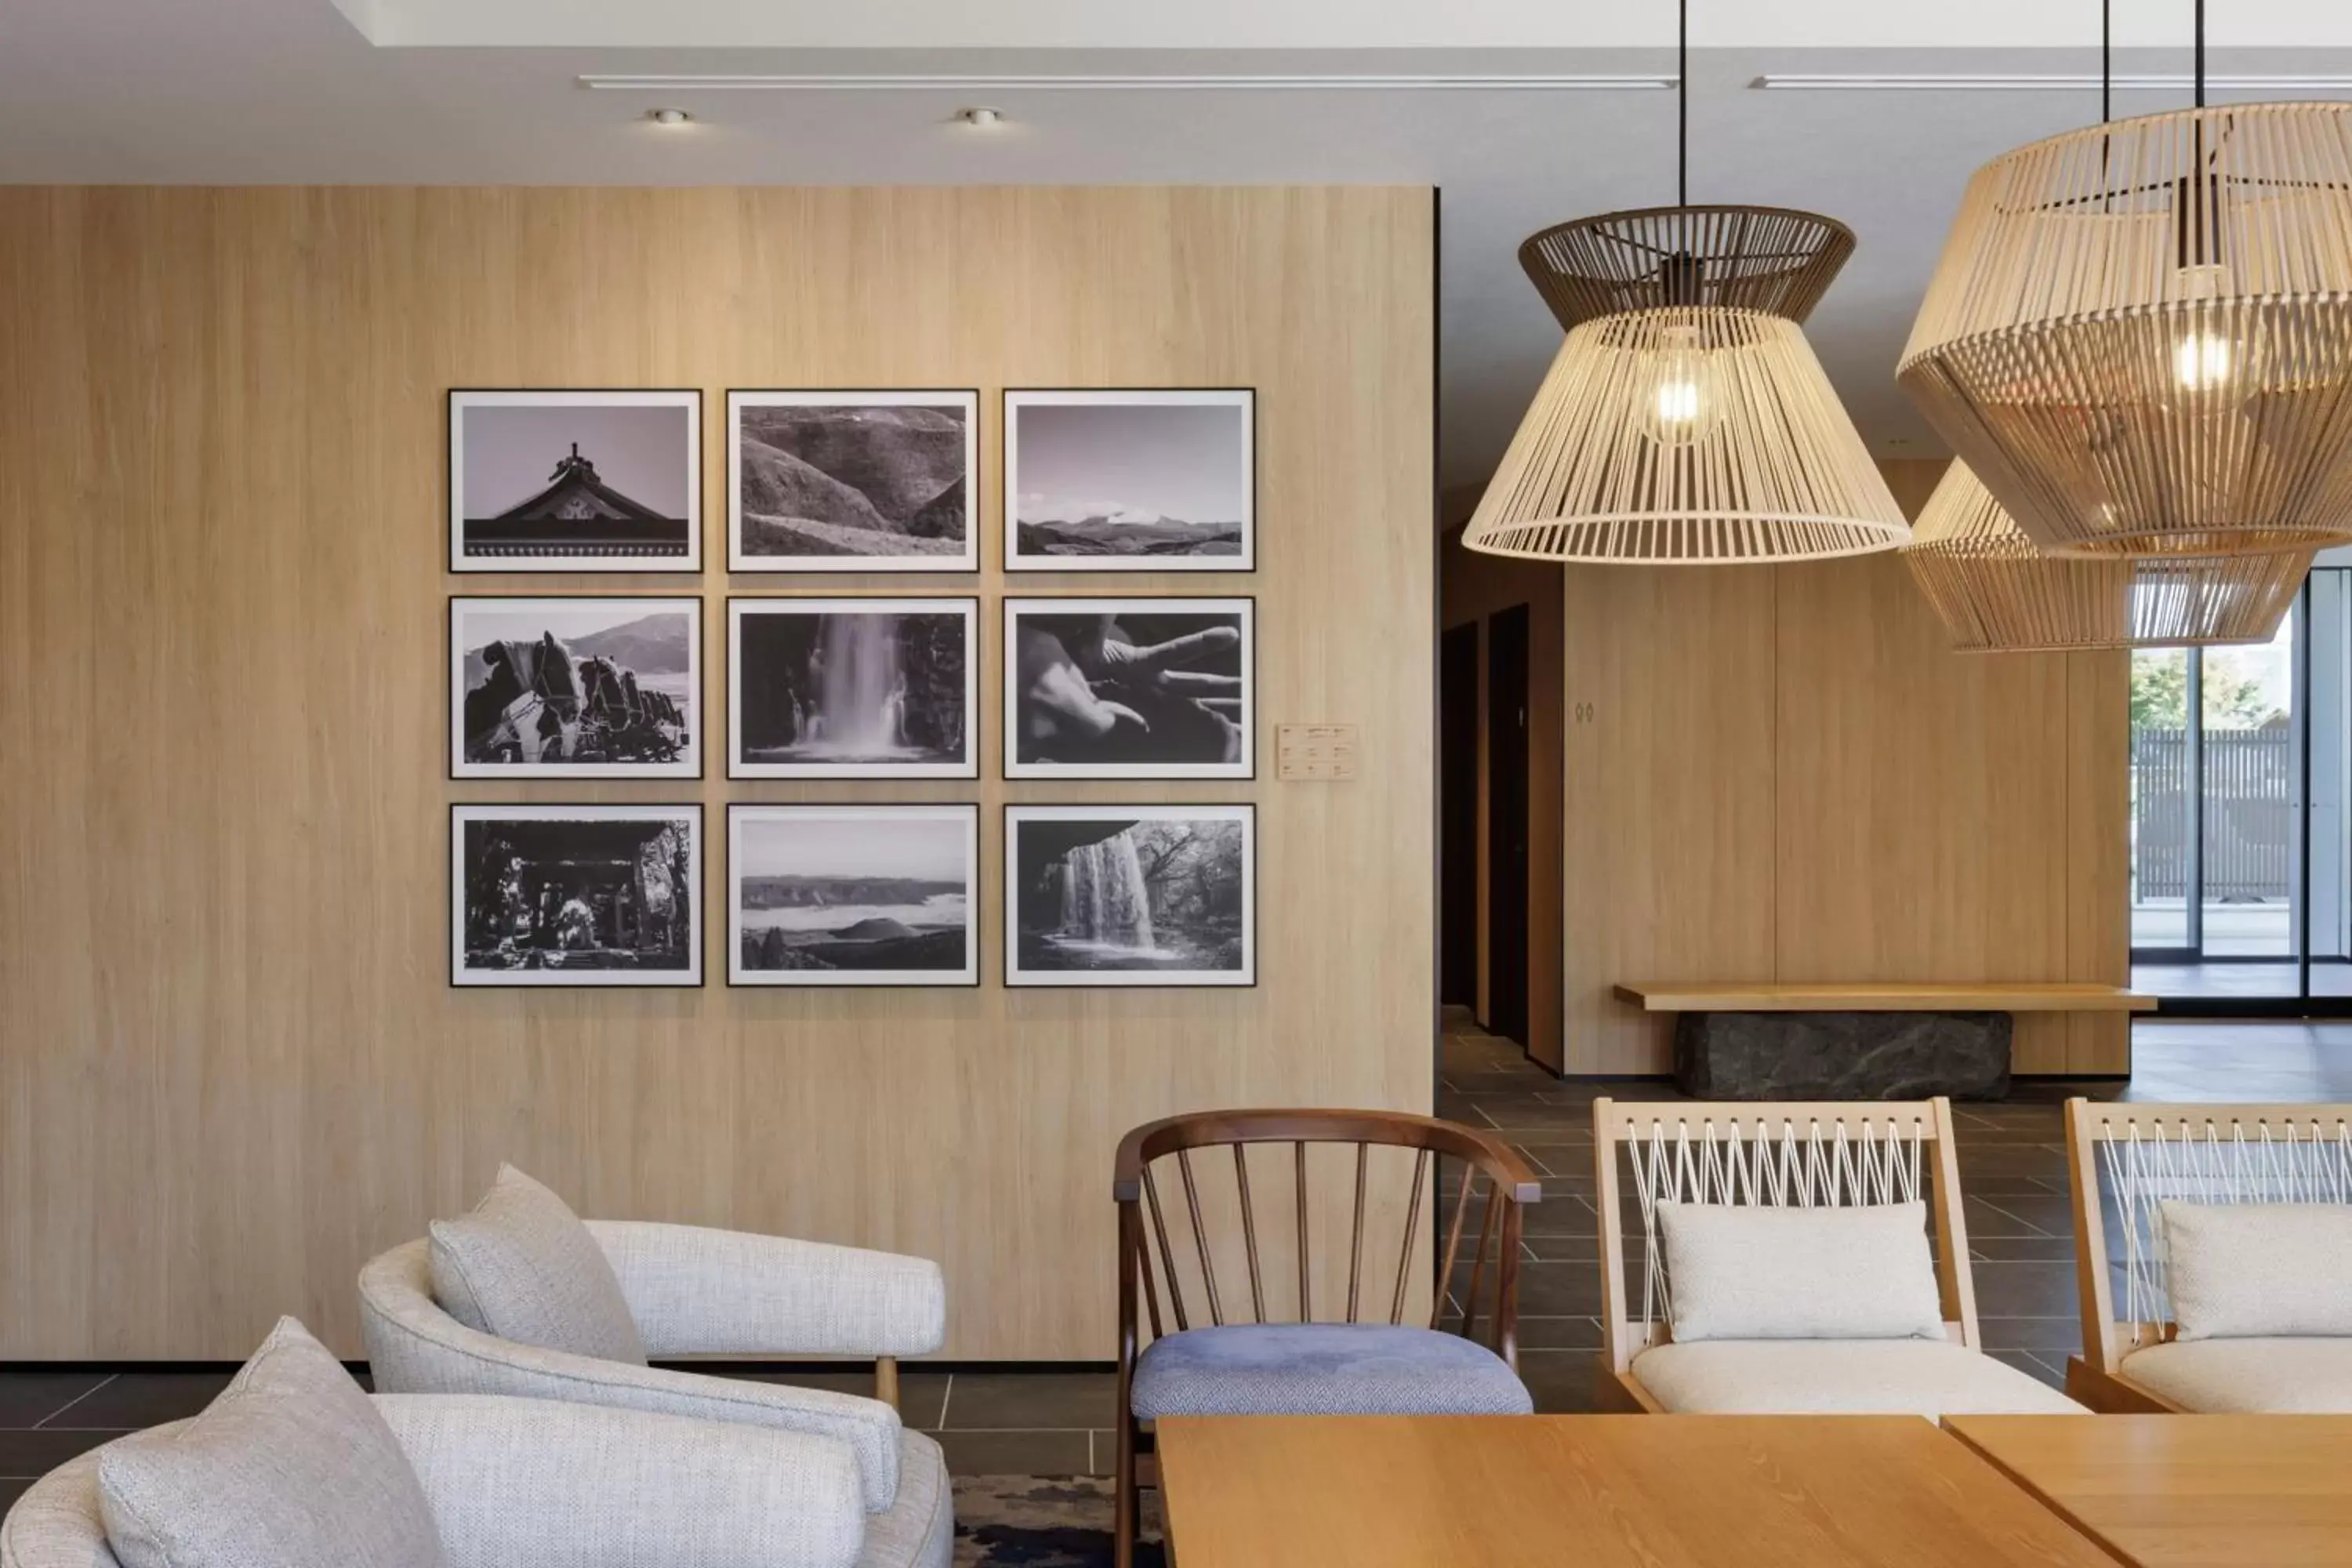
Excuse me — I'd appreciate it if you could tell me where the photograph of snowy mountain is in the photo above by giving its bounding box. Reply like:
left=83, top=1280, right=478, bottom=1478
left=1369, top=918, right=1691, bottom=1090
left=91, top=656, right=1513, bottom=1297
left=1004, top=390, right=1254, bottom=571
left=729, top=805, right=978, bottom=987
left=729, top=390, right=978, bottom=571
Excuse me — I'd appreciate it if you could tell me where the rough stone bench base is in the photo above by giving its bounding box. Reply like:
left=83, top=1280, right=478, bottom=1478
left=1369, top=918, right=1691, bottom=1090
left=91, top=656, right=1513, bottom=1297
left=1672, top=1011, right=2012, bottom=1102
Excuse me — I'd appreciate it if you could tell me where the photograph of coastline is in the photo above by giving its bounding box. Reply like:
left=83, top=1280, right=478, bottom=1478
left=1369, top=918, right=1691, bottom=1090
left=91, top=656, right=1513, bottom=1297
left=728, top=597, right=978, bottom=779
left=450, top=597, right=699, bottom=779
left=1004, top=390, right=1254, bottom=571
left=729, top=805, right=979, bottom=986
left=1004, top=804, right=1254, bottom=987
left=729, top=390, right=978, bottom=571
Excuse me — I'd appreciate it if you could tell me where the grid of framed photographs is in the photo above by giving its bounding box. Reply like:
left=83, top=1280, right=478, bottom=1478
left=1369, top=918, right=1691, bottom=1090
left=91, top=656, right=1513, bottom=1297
left=442, top=386, right=1260, bottom=989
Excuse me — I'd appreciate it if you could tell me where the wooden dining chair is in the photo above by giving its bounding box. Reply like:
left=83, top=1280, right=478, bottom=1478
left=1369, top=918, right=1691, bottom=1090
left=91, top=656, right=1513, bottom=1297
left=1110, top=1109, right=1541, bottom=1568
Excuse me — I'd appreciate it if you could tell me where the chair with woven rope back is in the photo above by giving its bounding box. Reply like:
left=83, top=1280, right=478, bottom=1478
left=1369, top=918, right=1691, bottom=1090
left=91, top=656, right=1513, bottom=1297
left=1111, top=1109, right=1541, bottom=1568
left=2066, top=1099, right=2352, bottom=1413
left=1593, top=1097, right=2083, bottom=1417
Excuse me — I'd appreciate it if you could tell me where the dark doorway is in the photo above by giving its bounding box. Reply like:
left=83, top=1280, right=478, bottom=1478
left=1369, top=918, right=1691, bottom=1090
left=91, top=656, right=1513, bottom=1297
left=1487, top=604, right=1531, bottom=1046
left=1440, top=622, right=1480, bottom=1010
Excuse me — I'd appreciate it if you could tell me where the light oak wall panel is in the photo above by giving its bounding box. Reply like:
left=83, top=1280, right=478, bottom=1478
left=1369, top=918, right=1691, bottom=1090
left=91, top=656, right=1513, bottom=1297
left=1561, top=566, right=1780, bottom=1074
left=0, top=186, right=1436, bottom=1359
left=1561, top=459, right=2130, bottom=1076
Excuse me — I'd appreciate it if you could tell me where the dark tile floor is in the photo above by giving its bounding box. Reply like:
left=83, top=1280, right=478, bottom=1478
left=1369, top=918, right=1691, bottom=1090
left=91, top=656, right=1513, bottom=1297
left=8, top=1014, right=2352, bottom=1509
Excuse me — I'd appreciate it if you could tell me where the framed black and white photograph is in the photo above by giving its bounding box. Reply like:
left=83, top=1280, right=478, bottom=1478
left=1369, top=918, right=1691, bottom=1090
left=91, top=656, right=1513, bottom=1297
left=728, top=390, right=979, bottom=572
left=451, top=804, right=702, bottom=987
left=1004, top=805, right=1255, bottom=988
left=1005, top=597, right=1254, bottom=779
left=450, top=597, right=701, bottom=779
left=449, top=390, right=702, bottom=572
left=1004, top=389, right=1255, bottom=572
left=729, top=597, right=978, bottom=779
left=729, top=805, right=979, bottom=987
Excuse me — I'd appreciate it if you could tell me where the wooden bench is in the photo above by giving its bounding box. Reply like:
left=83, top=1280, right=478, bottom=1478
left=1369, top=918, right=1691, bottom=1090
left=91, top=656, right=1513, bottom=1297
left=1613, top=983, right=2154, bottom=1099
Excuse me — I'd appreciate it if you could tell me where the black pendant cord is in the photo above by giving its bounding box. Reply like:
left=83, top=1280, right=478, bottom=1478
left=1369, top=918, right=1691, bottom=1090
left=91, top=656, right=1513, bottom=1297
left=2101, top=0, right=2111, bottom=125
left=2195, top=0, right=2206, bottom=107
left=1677, top=0, right=1689, bottom=206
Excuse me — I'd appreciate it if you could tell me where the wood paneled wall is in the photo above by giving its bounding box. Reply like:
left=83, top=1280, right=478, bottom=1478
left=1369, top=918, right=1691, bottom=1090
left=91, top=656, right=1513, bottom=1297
left=1562, top=459, right=2131, bottom=1076
left=1440, top=528, right=1563, bottom=1069
left=0, top=187, right=1436, bottom=1359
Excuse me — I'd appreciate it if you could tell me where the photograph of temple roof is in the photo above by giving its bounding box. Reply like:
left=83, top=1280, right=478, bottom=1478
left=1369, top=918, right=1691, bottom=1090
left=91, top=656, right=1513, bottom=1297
left=450, top=390, right=702, bottom=570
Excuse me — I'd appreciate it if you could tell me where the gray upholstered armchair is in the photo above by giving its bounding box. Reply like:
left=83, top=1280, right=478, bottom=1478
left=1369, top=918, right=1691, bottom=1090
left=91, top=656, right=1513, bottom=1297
left=359, top=1203, right=947, bottom=1541
left=2, top=1393, right=942, bottom=1568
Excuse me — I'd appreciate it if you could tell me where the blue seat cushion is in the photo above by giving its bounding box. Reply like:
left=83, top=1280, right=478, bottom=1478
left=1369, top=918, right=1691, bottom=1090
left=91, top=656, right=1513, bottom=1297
left=1130, top=1323, right=1534, bottom=1418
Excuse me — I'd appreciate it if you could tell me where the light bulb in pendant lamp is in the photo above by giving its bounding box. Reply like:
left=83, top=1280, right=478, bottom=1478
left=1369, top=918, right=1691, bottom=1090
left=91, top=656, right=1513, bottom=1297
left=1901, top=460, right=2311, bottom=654
left=1463, top=305, right=1909, bottom=565
left=1900, top=102, right=2352, bottom=560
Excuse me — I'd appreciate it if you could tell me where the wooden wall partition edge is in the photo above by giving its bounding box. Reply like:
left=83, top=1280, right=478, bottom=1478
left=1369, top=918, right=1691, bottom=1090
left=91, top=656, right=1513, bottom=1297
left=0, top=186, right=1436, bottom=1359
left=1559, top=457, right=2132, bottom=1076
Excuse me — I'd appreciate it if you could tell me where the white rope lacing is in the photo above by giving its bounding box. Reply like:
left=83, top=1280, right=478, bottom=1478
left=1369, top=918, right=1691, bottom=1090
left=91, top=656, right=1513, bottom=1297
left=2097, top=1116, right=2352, bottom=1346
left=1626, top=1116, right=1928, bottom=1335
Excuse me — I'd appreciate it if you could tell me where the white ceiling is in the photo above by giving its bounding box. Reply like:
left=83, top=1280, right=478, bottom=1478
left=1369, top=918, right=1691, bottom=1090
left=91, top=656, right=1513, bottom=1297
left=5, top=0, right=2350, bottom=489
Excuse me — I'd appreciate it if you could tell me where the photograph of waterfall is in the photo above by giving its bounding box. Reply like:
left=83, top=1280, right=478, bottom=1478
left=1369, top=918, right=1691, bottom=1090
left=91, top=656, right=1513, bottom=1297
left=1004, top=389, right=1254, bottom=572
left=1004, top=804, right=1254, bottom=987
left=449, top=390, right=701, bottom=572
left=729, top=597, right=978, bottom=779
left=452, top=804, right=702, bottom=987
left=1006, top=597, right=1254, bottom=779
left=451, top=597, right=700, bottom=779
left=728, top=390, right=979, bottom=572
left=728, top=805, right=978, bottom=987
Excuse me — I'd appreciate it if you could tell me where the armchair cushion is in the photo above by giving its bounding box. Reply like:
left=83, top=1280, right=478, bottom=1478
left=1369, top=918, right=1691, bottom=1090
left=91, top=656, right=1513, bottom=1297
left=2160, top=1201, right=2352, bottom=1340
left=361, top=1240, right=904, bottom=1512
left=376, top=1394, right=866, bottom=1568
left=93, top=1318, right=445, bottom=1568
left=1632, top=1338, right=2085, bottom=1416
left=2122, top=1337, right=2352, bottom=1412
left=1129, top=1323, right=1533, bottom=1418
left=587, top=1221, right=946, bottom=1359
left=430, top=1165, right=648, bottom=1367
left=1655, top=1200, right=1947, bottom=1341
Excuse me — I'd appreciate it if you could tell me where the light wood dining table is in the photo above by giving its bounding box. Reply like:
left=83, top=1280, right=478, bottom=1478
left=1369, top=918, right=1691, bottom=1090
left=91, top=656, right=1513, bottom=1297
left=1153, top=1414, right=2120, bottom=1566
left=1947, top=1414, right=2352, bottom=1566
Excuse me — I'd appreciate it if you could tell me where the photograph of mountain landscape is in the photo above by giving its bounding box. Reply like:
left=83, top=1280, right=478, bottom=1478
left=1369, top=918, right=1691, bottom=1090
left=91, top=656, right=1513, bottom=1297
left=729, top=805, right=978, bottom=987
left=451, top=597, right=699, bottom=779
left=1004, top=389, right=1254, bottom=571
left=1004, top=805, right=1254, bottom=988
left=450, top=390, right=701, bottom=572
left=729, top=597, right=977, bottom=779
left=729, top=390, right=978, bottom=571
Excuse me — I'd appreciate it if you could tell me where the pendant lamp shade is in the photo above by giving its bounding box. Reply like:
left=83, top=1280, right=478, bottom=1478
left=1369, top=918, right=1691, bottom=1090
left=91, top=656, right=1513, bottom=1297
left=1900, top=101, right=2352, bottom=558
left=1903, top=460, right=2311, bottom=652
left=1519, top=205, right=1856, bottom=328
left=1464, top=306, right=1910, bottom=564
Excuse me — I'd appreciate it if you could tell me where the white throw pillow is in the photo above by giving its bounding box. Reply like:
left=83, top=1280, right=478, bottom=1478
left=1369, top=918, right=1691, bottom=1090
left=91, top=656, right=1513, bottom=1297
left=97, top=1317, right=447, bottom=1568
left=2161, top=1200, right=2352, bottom=1340
left=1657, top=1200, right=1948, bottom=1341
left=430, top=1163, right=648, bottom=1365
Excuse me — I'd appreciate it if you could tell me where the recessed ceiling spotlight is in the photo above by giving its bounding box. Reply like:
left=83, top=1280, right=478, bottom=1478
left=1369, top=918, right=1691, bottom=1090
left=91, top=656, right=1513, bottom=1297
left=956, top=107, right=1005, bottom=129
left=647, top=107, right=693, bottom=127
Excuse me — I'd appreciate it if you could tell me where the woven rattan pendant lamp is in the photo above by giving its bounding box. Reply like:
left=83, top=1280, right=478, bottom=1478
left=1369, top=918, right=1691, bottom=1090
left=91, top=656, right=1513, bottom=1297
left=1462, top=0, right=1907, bottom=564
left=1900, top=0, right=2352, bottom=560
left=1904, top=461, right=2311, bottom=652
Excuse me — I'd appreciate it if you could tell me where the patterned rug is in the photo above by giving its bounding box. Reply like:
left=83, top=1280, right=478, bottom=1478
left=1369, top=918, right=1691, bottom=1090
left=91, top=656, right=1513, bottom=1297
left=952, top=1476, right=1167, bottom=1567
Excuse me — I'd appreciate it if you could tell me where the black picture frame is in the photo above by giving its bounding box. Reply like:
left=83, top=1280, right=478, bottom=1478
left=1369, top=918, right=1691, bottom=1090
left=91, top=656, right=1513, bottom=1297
left=1001, top=388, right=1257, bottom=573
left=727, top=594, right=982, bottom=781
left=448, top=388, right=704, bottom=573
left=449, top=803, right=706, bottom=989
left=726, top=387, right=982, bottom=574
left=1002, top=803, right=1258, bottom=989
left=726, top=803, right=983, bottom=989
left=1001, top=594, right=1257, bottom=780
left=448, top=594, right=705, bottom=780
